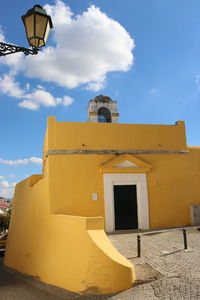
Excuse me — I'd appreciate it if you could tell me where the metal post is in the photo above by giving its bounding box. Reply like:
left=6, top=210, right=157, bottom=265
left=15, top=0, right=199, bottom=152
left=137, top=235, right=141, bottom=257
left=183, top=229, right=188, bottom=249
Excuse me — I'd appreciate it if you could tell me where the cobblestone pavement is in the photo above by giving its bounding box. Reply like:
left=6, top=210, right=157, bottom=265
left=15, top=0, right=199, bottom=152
left=105, top=227, right=200, bottom=300
left=1, top=227, right=200, bottom=299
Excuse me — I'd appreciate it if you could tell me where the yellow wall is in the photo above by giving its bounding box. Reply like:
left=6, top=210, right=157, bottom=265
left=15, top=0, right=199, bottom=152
left=46, top=151, right=200, bottom=228
left=141, top=150, right=200, bottom=227
left=48, top=154, right=109, bottom=216
left=5, top=115, right=200, bottom=295
left=43, top=117, right=200, bottom=228
left=5, top=172, right=134, bottom=294
left=44, top=117, right=187, bottom=152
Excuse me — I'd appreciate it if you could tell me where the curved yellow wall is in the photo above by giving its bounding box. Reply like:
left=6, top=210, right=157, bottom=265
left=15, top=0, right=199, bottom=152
left=4, top=175, right=134, bottom=294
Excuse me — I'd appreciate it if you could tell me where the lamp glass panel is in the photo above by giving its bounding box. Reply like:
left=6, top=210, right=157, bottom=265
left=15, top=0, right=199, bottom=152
left=29, top=38, right=38, bottom=48
left=44, top=22, right=50, bottom=44
left=39, top=39, right=44, bottom=47
left=29, top=37, right=44, bottom=48
left=24, top=15, right=34, bottom=39
left=35, top=14, right=47, bottom=39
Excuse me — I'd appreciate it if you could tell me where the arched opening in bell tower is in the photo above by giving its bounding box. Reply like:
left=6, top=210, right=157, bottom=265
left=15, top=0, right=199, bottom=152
left=98, top=107, right=111, bottom=123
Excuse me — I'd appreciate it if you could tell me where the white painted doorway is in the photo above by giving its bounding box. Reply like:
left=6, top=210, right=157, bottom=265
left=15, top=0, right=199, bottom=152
left=103, top=173, right=149, bottom=232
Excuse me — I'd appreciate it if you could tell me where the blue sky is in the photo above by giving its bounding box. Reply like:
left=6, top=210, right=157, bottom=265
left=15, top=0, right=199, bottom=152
left=1, top=0, right=200, bottom=198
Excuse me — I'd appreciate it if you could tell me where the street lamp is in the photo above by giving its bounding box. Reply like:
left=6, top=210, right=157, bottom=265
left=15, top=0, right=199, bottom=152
left=0, top=5, right=53, bottom=57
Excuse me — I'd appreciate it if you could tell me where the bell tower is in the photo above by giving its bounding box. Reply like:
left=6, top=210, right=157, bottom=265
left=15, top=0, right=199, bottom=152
left=88, top=95, right=119, bottom=123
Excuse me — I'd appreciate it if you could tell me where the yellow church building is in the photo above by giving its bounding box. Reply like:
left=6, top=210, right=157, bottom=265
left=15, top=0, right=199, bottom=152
left=4, top=95, right=200, bottom=294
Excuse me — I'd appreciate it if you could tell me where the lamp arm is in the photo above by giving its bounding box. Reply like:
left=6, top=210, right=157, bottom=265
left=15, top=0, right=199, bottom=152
left=0, top=42, right=38, bottom=56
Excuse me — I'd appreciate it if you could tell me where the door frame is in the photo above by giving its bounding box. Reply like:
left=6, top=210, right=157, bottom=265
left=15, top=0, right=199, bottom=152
left=103, top=173, right=149, bottom=232
left=114, top=184, right=138, bottom=230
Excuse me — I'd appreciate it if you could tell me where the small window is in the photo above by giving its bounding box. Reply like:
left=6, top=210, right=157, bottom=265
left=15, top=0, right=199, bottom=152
left=98, top=107, right=111, bottom=123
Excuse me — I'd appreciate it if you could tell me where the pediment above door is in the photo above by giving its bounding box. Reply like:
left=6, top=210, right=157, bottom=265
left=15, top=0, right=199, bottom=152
left=100, top=154, right=151, bottom=173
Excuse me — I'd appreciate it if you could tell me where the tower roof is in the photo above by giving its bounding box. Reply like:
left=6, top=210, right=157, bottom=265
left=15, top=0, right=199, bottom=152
left=90, top=95, right=115, bottom=104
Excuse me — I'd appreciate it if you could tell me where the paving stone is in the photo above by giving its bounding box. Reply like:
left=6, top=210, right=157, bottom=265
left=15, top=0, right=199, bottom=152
left=108, top=227, right=200, bottom=299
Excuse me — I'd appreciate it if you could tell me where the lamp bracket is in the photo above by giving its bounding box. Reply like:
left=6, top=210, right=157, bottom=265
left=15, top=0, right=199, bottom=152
left=0, top=42, right=38, bottom=56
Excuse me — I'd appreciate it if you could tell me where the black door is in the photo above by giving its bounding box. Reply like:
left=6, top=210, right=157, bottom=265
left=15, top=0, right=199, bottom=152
left=114, top=185, right=138, bottom=230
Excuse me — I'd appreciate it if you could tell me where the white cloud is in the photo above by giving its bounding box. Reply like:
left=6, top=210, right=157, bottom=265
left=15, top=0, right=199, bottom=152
left=0, top=1, right=134, bottom=95
left=0, top=25, right=24, bottom=74
left=85, top=76, right=106, bottom=91
left=18, top=88, right=74, bottom=110
left=149, top=88, right=159, bottom=95
left=25, top=83, right=30, bottom=91
left=62, top=96, right=74, bottom=106
left=9, top=175, right=15, bottom=178
left=195, top=75, right=200, bottom=85
left=0, top=157, right=42, bottom=165
left=0, top=49, right=24, bottom=75
left=36, top=85, right=45, bottom=90
left=29, top=157, right=43, bottom=164
left=0, top=181, right=9, bottom=188
left=45, top=0, right=72, bottom=27
left=0, top=74, right=24, bottom=98
left=0, top=26, right=5, bottom=42
left=24, top=3, right=134, bottom=89
left=0, top=176, right=4, bottom=179
left=0, top=180, right=16, bottom=199
left=26, top=89, right=61, bottom=107
left=18, top=100, right=39, bottom=110
left=0, top=74, right=74, bottom=110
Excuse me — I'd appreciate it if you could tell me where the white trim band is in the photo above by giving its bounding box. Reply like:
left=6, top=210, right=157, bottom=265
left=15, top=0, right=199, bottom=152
left=47, top=150, right=189, bottom=155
